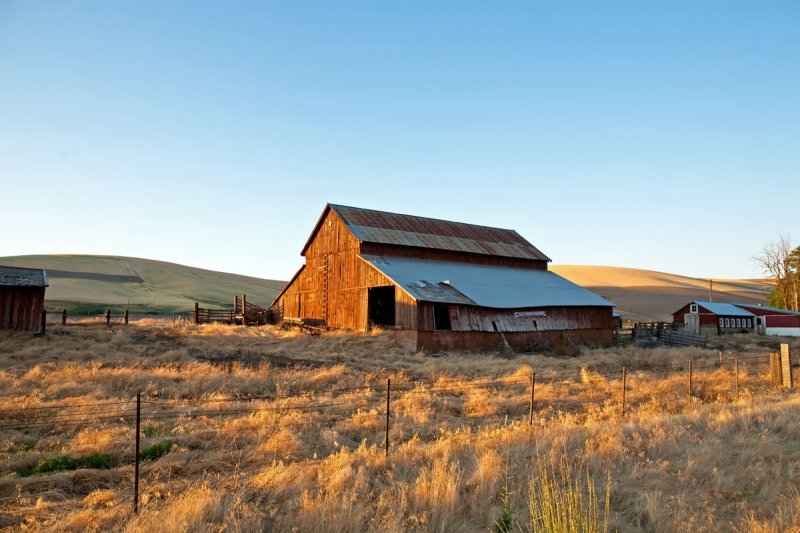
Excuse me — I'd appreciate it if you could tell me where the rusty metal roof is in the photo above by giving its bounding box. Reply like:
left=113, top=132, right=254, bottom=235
left=361, top=255, right=613, bottom=308
left=0, top=266, right=48, bottom=287
left=301, top=204, right=550, bottom=261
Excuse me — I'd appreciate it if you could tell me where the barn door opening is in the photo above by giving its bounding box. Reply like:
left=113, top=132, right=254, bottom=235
left=368, top=286, right=395, bottom=328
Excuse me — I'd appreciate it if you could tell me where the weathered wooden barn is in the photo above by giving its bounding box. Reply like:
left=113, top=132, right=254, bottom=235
left=272, top=204, right=614, bottom=351
left=0, top=266, right=48, bottom=333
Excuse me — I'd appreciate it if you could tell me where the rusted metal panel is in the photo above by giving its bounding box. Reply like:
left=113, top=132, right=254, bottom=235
left=301, top=204, right=550, bottom=262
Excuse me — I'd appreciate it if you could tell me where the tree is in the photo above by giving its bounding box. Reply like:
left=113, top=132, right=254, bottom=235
left=755, top=235, right=799, bottom=311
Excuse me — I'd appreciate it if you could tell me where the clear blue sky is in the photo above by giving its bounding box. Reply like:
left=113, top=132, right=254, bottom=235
left=1, top=1, right=798, bottom=280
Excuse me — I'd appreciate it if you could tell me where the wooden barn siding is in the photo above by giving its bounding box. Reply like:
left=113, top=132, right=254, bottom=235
left=0, top=287, right=45, bottom=332
left=277, top=210, right=417, bottom=330
left=417, top=303, right=611, bottom=333
left=398, top=328, right=613, bottom=352
left=360, top=243, right=547, bottom=270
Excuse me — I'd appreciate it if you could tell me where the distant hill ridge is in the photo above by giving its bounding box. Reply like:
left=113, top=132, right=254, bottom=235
left=0, top=255, right=771, bottom=321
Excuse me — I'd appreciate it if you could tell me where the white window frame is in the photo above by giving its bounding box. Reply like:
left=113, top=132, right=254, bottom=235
left=690, top=304, right=699, bottom=314
left=736, top=318, right=741, bottom=328
left=719, top=318, right=724, bottom=328
left=724, top=318, right=730, bottom=327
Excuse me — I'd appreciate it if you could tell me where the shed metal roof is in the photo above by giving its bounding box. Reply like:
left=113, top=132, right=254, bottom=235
left=361, top=255, right=613, bottom=309
left=733, top=303, right=800, bottom=316
left=301, top=204, right=551, bottom=261
left=0, top=266, right=48, bottom=287
left=692, top=301, right=755, bottom=317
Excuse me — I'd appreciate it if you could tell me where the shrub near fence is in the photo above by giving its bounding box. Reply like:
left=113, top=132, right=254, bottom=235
left=0, top=346, right=792, bottom=519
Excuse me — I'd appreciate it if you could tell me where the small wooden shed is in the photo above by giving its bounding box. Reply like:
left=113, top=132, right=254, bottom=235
left=0, top=266, right=48, bottom=332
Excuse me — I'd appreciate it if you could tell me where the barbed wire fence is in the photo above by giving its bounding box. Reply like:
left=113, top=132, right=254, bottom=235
left=0, top=347, right=794, bottom=521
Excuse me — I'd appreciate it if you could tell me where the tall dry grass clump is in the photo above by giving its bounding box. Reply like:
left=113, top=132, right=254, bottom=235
left=527, top=454, right=610, bottom=533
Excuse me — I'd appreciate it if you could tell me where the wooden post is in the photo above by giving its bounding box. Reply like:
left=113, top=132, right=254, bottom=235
left=719, top=351, right=723, bottom=368
left=770, top=352, right=781, bottom=389
left=193, top=302, right=199, bottom=324
left=781, top=344, right=792, bottom=389
left=134, top=392, right=141, bottom=514
left=62, top=308, right=67, bottom=325
left=124, top=309, right=129, bottom=325
left=106, top=309, right=111, bottom=325
left=621, top=367, right=627, bottom=416
left=529, top=370, right=535, bottom=426
left=385, top=378, right=391, bottom=457
left=242, top=294, right=247, bottom=325
left=687, top=360, right=693, bottom=400
left=735, top=355, right=740, bottom=400
left=40, top=309, right=46, bottom=335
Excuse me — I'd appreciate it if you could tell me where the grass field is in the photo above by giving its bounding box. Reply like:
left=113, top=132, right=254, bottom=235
left=0, top=255, right=772, bottom=322
left=0, top=255, right=286, bottom=314
left=1, top=323, right=798, bottom=532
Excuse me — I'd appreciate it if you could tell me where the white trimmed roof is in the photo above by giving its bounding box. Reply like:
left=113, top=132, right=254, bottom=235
left=361, top=255, right=613, bottom=309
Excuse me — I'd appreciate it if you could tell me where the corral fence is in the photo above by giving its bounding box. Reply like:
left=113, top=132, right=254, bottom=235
left=0, top=343, right=794, bottom=521
left=192, top=295, right=280, bottom=326
left=616, top=322, right=707, bottom=347
left=41, top=308, right=129, bottom=333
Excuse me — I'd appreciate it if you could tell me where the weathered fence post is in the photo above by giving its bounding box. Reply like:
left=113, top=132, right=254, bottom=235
left=385, top=378, right=391, bottom=457
left=193, top=302, right=199, bottom=324
left=770, top=352, right=782, bottom=389
left=124, top=309, right=129, bottom=325
left=62, top=308, right=67, bottom=325
left=134, top=392, right=141, bottom=514
left=719, top=351, right=723, bottom=368
left=529, top=370, right=535, bottom=426
left=687, top=359, right=693, bottom=400
left=735, top=355, right=740, bottom=400
left=781, top=343, right=793, bottom=389
left=106, top=309, right=111, bottom=325
left=622, top=366, right=627, bottom=416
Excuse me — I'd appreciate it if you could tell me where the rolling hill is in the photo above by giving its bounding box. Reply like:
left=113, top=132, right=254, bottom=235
left=550, top=265, right=772, bottom=322
left=0, top=255, right=773, bottom=321
left=0, top=255, right=286, bottom=314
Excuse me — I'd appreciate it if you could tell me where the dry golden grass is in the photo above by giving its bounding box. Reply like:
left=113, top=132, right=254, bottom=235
left=0, top=323, right=799, bottom=531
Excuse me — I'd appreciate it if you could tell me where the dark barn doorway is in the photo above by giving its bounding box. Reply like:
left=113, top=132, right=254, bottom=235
left=368, top=286, right=395, bottom=328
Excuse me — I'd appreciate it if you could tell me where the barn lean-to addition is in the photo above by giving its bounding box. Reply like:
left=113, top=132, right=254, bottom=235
left=272, top=204, right=614, bottom=351
left=0, top=266, right=48, bottom=333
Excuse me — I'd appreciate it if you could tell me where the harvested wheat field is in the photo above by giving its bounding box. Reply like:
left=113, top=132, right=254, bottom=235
left=1, top=323, right=799, bottom=532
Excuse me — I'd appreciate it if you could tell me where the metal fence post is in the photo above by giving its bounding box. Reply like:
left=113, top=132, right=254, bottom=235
left=134, top=392, right=141, bottom=515
left=529, top=370, right=535, bottom=426
left=62, top=308, right=67, bottom=325
left=687, top=360, right=693, bottom=400
left=622, top=367, right=627, bottom=416
left=735, top=355, right=739, bottom=400
left=385, top=379, right=391, bottom=457
left=106, top=309, right=111, bottom=325
left=124, top=309, right=129, bottom=325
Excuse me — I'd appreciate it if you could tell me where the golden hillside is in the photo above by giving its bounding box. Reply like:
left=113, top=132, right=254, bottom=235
left=551, top=265, right=772, bottom=322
